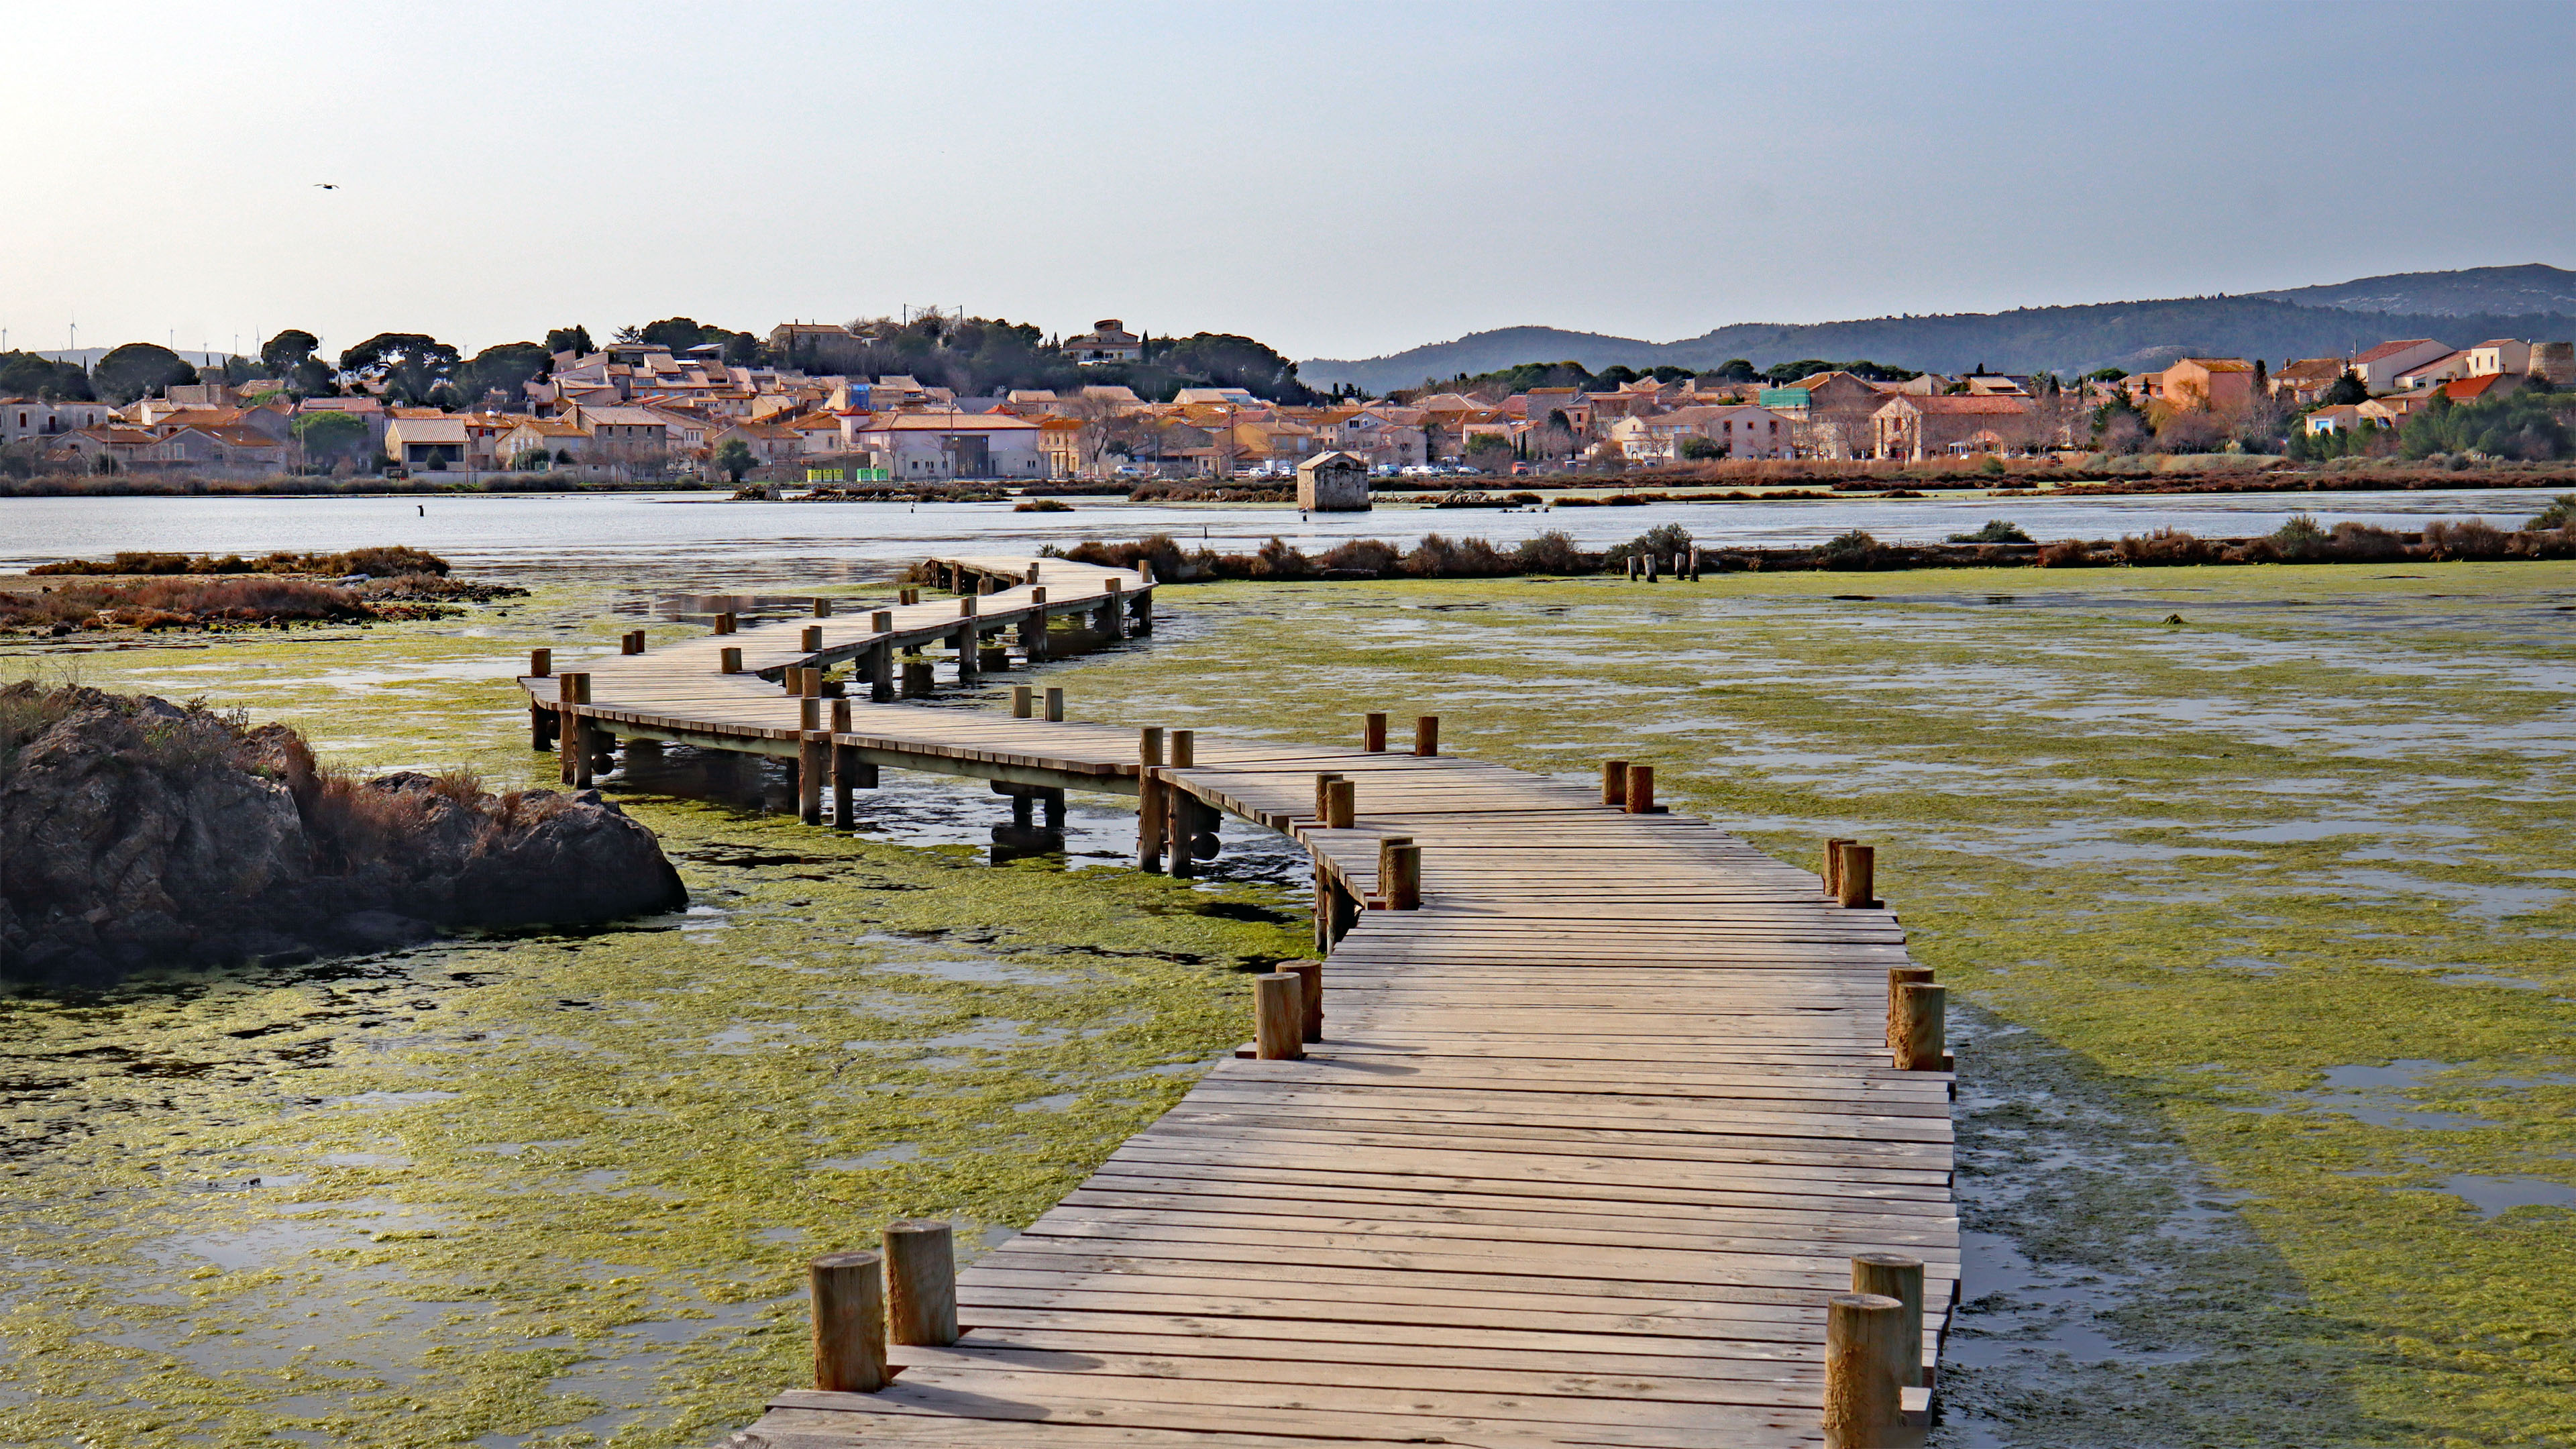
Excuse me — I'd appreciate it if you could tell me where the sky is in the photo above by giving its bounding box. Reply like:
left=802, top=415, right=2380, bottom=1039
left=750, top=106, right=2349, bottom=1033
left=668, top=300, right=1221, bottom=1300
left=5, top=1, right=2572, bottom=366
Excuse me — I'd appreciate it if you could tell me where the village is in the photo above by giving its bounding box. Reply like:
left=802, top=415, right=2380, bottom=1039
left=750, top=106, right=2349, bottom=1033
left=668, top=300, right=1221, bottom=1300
left=5, top=315, right=2569, bottom=490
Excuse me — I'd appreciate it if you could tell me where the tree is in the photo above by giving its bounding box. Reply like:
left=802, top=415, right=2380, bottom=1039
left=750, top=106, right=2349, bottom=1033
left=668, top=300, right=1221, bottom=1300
left=545, top=325, right=594, bottom=357
left=291, top=409, right=369, bottom=469
left=462, top=341, right=550, bottom=407
left=713, top=438, right=757, bottom=482
left=92, top=343, right=199, bottom=405
left=1157, top=333, right=1319, bottom=404
left=262, top=329, right=319, bottom=373
left=0, top=352, right=95, bottom=401
left=1708, top=358, right=1760, bottom=384
left=2322, top=370, right=2367, bottom=407
left=336, top=333, right=461, bottom=405
left=1676, top=435, right=1726, bottom=461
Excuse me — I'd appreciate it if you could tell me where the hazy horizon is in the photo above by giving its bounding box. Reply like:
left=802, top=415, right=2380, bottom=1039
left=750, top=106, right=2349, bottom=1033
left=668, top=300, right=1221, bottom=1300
left=6, top=1, right=2571, bottom=365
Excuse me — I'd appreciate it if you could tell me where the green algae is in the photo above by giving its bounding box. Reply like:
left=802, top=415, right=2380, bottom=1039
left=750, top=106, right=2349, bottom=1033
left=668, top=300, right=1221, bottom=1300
left=1037, top=566, right=2576, bottom=1448
left=0, top=590, right=1305, bottom=1448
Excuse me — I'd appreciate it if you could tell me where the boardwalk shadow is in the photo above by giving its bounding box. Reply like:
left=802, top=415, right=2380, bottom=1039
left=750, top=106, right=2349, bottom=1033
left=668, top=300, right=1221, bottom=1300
left=1935, top=1002, right=2408, bottom=1448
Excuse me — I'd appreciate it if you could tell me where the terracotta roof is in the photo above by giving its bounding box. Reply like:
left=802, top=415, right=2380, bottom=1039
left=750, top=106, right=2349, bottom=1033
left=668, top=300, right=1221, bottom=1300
left=2441, top=374, right=2512, bottom=400
left=2275, top=357, right=2349, bottom=381
left=857, top=414, right=1041, bottom=432
left=2354, top=338, right=2441, bottom=364
left=2176, top=358, right=2253, bottom=372
left=1881, top=394, right=2035, bottom=415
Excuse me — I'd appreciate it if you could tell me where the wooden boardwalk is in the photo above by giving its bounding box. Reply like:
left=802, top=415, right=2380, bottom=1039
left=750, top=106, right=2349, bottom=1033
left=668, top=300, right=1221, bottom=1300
left=521, top=557, right=1955, bottom=1448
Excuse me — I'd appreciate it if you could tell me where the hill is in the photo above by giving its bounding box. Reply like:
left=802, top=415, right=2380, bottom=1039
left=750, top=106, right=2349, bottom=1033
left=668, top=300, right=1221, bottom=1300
left=1301, top=267, right=2576, bottom=392
left=2252, top=264, right=2576, bottom=317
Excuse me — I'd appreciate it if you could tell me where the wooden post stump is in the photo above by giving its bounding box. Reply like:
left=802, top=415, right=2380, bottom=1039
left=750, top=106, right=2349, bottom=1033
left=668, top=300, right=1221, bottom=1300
left=1837, top=842, right=1878, bottom=908
left=1326, top=779, right=1355, bottom=830
left=556, top=674, right=592, bottom=788
left=868, top=641, right=893, bottom=702
left=1625, top=764, right=1656, bottom=814
left=1363, top=712, right=1387, bottom=753
left=1171, top=730, right=1195, bottom=768
left=1166, top=788, right=1196, bottom=879
left=978, top=645, right=1010, bottom=672
left=1313, top=773, right=1343, bottom=822
left=1380, top=837, right=1421, bottom=910
left=813, top=598, right=834, bottom=618
left=1043, top=687, right=1064, bottom=722
left=1012, top=685, right=1034, bottom=718
left=716, top=612, right=737, bottom=635
left=1137, top=729, right=1166, bottom=872
left=809, top=1251, right=887, bottom=1393
left=1823, top=1292, right=1907, bottom=1448
left=1283, top=959, right=1323, bottom=1042
left=803, top=625, right=824, bottom=651
left=1823, top=837, right=1855, bottom=896
left=621, top=632, right=641, bottom=655
left=871, top=610, right=894, bottom=632
left=1254, top=973, right=1303, bottom=1060
left=1603, top=759, right=1627, bottom=805
left=1886, top=967, right=1934, bottom=1049
left=883, top=1220, right=959, bottom=1347
left=1892, top=982, right=1945, bottom=1071
left=530, top=648, right=552, bottom=677
left=1851, top=1254, right=1925, bottom=1388
left=902, top=660, right=934, bottom=697
left=720, top=647, right=742, bottom=675
left=1413, top=715, right=1439, bottom=757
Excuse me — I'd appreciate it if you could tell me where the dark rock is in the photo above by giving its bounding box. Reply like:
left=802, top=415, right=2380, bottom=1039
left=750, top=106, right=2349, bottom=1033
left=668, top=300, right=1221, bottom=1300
left=1, top=684, right=689, bottom=986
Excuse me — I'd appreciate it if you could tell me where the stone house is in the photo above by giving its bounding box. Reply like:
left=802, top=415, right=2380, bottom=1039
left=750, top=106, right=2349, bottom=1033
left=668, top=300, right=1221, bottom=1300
left=1295, top=451, right=1371, bottom=511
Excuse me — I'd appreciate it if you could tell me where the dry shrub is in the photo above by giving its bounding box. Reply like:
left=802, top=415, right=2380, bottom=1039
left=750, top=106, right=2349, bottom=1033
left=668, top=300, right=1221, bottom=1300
left=1403, top=534, right=1516, bottom=576
left=2116, top=528, right=2222, bottom=566
left=2324, top=522, right=2410, bottom=561
left=2037, top=539, right=2102, bottom=568
left=1318, top=539, right=1402, bottom=575
left=1512, top=529, right=1591, bottom=574
left=308, top=765, right=435, bottom=867
left=2422, top=519, right=2513, bottom=559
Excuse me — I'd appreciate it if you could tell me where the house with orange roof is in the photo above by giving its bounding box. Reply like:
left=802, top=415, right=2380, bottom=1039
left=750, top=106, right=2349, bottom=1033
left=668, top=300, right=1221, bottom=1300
left=2350, top=339, right=2453, bottom=394
left=1870, top=394, right=2039, bottom=461
left=2157, top=358, right=2257, bottom=413
left=2391, top=351, right=2473, bottom=392
left=849, top=413, right=1047, bottom=480
left=2270, top=356, right=2351, bottom=407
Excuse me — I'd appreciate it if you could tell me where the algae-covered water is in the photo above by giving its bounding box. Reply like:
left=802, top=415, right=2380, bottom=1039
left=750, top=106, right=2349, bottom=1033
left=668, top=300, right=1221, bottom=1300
left=9, top=560, right=2576, bottom=1447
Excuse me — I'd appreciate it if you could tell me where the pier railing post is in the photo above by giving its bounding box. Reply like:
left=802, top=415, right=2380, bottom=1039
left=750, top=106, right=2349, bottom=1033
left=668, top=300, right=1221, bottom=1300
left=1363, top=712, right=1387, bottom=753
left=803, top=625, right=824, bottom=652
left=799, top=733, right=826, bottom=826
left=810, top=1251, right=887, bottom=1393
left=883, top=1220, right=959, bottom=1348
left=1624, top=763, right=1656, bottom=814
left=1326, top=779, right=1355, bottom=829
left=1851, top=1254, right=1926, bottom=1389
left=1602, top=759, right=1627, bottom=805
left=1379, top=836, right=1420, bottom=910
left=1284, top=959, right=1323, bottom=1042
left=720, top=647, right=742, bottom=675
left=813, top=597, right=834, bottom=618
left=1892, top=983, right=1945, bottom=1071
left=1886, top=968, right=1933, bottom=1050
left=830, top=700, right=857, bottom=824
left=1823, top=1293, right=1907, bottom=1448
left=1043, top=687, right=1064, bottom=722
left=1836, top=842, right=1878, bottom=908
left=1823, top=837, right=1854, bottom=896
left=1012, top=685, right=1034, bottom=718
left=1413, top=715, right=1439, bottom=757
left=1254, top=973, right=1304, bottom=1060
left=1313, top=773, right=1342, bottom=822
left=529, top=649, right=555, bottom=751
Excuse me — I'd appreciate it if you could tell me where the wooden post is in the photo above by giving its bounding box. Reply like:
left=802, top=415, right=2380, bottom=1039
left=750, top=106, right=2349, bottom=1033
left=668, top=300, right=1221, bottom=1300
left=830, top=700, right=856, bottom=823
left=1171, top=729, right=1195, bottom=768
left=1043, top=687, right=1064, bottom=722
left=530, top=647, right=552, bottom=677
left=1138, top=729, right=1166, bottom=871
left=557, top=674, right=592, bottom=788
left=621, top=632, right=640, bottom=655
left=1254, top=973, right=1303, bottom=1060
left=868, top=641, right=894, bottom=702
left=1892, top=983, right=1945, bottom=1071
left=1626, top=555, right=1642, bottom=580
left=1012, top=684, right=1034, bottom=718
left=1625, top=763, right=1655, bottom=814
left=803, top=625, right=824, bottom=651
left=809, top=1251, right=887, bottom=1393
left=799, top=732, right=826, bottom=825
left=1645, top=552, right=1659, bottom=582
left=902, top=660, right=933, bottom=696
left=1166, top=789, right=1195, bottom=879
left=1851, top=1254, right=1925, bottom=1388
left=900, top=586, right=918, bottom=606
left=1886, top=967, right=1934, bottom=1049
left=883, top=1220, right=958, bottom=1347
left=720, top=647, right=742, bottom=675
left=1283, top=960, right=1323, bottom=1042
left=1379, top=837, right=1420, bottom=910
left=871, top=610, right=894, bottom=632
left=813, top=598, right=834, bottom=618
left=1837, top=842, right=1877, bottom=908
left=1363, top=712, right=1387, bottom=753
left=1823, top=837, right=1854, bottom=896
left=1313, top=773, right=1342, bottom=821
left=1413, top=715, right=1439, bottom=757
left=1103, top=576, right=1126, bottom=638
left=531, top=700, right=555, bottom=751
left=1603, top=759, right=1627, bottom=805
left=1822, top=1293, right=1906, bottom=1449
left=1326, top=779, right=1355, bottom=830
left=716, top=611, right=737, bottom=634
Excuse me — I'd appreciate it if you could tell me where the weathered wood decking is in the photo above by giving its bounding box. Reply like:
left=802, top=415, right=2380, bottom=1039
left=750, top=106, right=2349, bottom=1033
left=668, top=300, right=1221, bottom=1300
left=522, top=557, right=1955, bottom=1448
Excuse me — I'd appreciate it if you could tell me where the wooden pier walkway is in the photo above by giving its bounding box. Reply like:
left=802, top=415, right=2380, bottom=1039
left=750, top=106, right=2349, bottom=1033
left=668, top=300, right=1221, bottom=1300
left=520, top=557, right=1955, bottom=1449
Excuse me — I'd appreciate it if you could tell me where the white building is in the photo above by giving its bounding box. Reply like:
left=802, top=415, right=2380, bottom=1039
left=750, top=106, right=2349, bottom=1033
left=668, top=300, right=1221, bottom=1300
left=2349, top=339, right=2455, bottom=394
left=851, top=413, right=1048, bottom=480
left=1, top=398, right=113, bottom=444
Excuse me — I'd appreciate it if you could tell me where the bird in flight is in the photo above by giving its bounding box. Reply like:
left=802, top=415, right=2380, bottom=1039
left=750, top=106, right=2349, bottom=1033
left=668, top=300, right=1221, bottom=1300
left=315, top=182, right=338, bottom=190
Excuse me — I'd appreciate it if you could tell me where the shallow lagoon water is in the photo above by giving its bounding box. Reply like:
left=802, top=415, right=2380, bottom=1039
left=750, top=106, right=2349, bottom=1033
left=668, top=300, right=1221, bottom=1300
left=7, top=526, right=2576, bottom=1445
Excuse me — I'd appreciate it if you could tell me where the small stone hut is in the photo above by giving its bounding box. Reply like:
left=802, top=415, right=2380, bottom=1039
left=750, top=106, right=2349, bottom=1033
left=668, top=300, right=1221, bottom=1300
left=1295, top=450, right=1371, bottom=512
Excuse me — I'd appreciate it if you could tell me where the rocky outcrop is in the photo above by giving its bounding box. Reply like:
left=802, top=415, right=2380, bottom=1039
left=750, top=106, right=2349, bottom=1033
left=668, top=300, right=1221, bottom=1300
left=0, top=685, right=686, bottom=987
